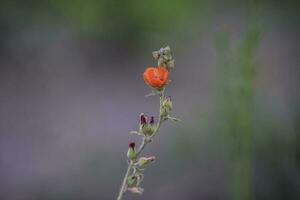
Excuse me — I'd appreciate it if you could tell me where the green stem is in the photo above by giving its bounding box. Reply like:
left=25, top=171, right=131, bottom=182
left=151, top=90, right=164, bottom=139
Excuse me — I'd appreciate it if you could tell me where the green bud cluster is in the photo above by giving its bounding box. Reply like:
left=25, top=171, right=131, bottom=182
left=125, top=142, right=155, bottom=195
left=126, top=172, right=143, bottom=188
left=160, top=96, right=173, bottom=120
left=126, top=172, right=144, bottom=194
left=152, top=46, right=175, bottom=71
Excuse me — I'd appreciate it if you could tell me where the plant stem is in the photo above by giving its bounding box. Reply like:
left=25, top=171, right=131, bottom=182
left=151, top=91, right=164, bottom=138
left=116, top=90, right=165, bottom=200
left=117, top=161, right=133, bottom=200
left=136, top=139, right=147, bottom=156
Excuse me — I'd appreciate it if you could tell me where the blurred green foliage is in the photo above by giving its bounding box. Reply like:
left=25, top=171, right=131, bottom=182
left=168, top=3, right=300, bottom=198
left=215, top=22, right=261, bottom=200
left=0, top=0, right=299, bottom=47
left=0, top=0, right=209, bottom=46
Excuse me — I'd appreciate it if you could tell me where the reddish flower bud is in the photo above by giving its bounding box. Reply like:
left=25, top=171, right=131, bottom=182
left=127, top=142, right=137, bottom=160
left=129, top=142, right=135, bottom=149
left=139, top=114, right=155, bottom=136
left=140, top=113, right=147, bottom=125
left=150, top=116, right=154, bottom=125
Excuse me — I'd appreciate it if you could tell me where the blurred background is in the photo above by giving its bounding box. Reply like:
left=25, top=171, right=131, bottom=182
left=0, top=0, right=299, bottom=199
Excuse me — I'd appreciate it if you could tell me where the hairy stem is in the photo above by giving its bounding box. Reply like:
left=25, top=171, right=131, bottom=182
left=116, top=90, right=165, bottom=200
left=117, top=161, right=133, bottom=200
left=151, top=91, right=164, bottom=138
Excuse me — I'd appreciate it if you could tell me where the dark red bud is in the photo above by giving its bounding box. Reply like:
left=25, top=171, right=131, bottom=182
left=140, top=113, right=147, bottom=125
left=150, top=116, right=154, bottom=125
left=129, top=142, right=135, bottom=149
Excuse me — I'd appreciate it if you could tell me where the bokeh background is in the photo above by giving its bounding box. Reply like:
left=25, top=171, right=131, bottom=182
left=0, top=0, right=299, bottom=200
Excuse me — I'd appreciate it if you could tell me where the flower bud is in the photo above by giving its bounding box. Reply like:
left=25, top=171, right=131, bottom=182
left=127, top=172, right=144, bottom=189
left=127, top=175, right=138, bottom=188
left=152, top=46, right=174, bottom=71
left=145, top=116, right=156, bottom=136
left=164, top=46, right=171, bottom=52
left=163, top=96, right=173, bottom=110
left=158, top=58, right=164, bottom=67
left=152, top=51, right=160, bottom=60
left=139, top=113, right=147, bottom=133
left=149, top=116, right=154, bottom=125
left=139, top=114, right=156, bottom=136
left=167, top=59, right=175, bottom=70
left=160, top=96, right=173, bottom=119
left=140, top=113, right=147, bottom=125
left=127, top=142, right=137, bottom=160
left=136, top=156, right=156, bottom=169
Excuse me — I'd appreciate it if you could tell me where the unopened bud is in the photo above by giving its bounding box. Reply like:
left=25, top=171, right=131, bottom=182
left=127, top=175, right=138, bottom=187
left=160, top=96, right=173, bottom=119
left=164, top=46, right=170, bottom=52
left=127, top=142, right=137, bottom=160
left=152, top=51, right=160, bottom=60
left=139, top=114, right=156, bottom=136
left=153, top=46, right=174, bottom=70
left=137, top=156, right=156, bottom=169
left=140, top=113, right=147, bottom=125
left=167, top=59, right=175, bottom=70
left=164, top=96, right=173, bottom=110
left=149, top=116, right=154, bottom=125
left=158, top=57, right=164, bottom=67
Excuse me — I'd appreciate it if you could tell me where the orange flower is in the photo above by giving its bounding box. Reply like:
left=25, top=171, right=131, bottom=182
left=143, top=67, right=169, bottom=89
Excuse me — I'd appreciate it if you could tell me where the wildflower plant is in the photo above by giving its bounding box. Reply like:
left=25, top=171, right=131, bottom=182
left=117, top=46, right=180, bottom=200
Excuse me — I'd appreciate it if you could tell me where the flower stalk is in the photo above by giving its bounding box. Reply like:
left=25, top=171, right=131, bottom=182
left=117, top=46, right=179, bottom=200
